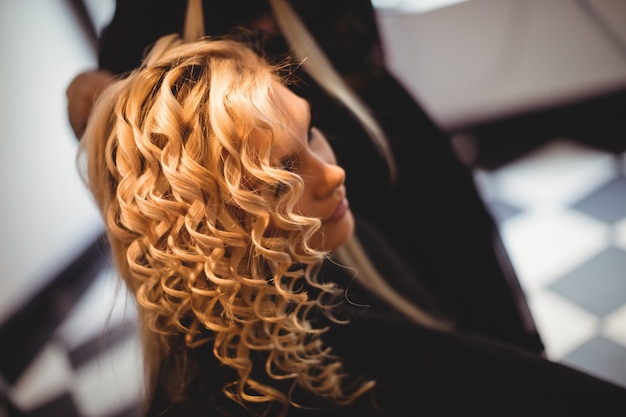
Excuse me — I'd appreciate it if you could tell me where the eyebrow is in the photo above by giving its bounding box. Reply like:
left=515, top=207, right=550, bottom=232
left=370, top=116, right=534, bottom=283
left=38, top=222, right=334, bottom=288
left=275, top=101, right=312, bottom=166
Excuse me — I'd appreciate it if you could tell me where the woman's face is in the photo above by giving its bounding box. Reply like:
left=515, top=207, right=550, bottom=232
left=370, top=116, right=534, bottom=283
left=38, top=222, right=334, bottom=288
left=255, top=84, right=354, bottom=251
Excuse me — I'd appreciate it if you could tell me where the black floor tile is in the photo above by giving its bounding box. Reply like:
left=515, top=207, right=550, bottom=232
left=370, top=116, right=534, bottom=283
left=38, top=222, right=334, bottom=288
left=23, top=392, right=82, bottom=417
left=571, top=175, right=626, bottom=224
left=561, top=337, right=626, bottom=389
left=486, top=200, right=523, bottom=224
left=68, top=319, right=139, bottom=370
left=548, top=247, right=626, bottom=316
left=102, top=401, right=143, bottom=417
left=0, top=234, right=110, bottom=384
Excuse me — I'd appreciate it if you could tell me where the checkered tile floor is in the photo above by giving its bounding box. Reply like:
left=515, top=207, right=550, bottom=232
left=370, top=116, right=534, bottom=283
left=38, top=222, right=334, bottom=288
left=475, top=137, right=626, bottom=387
left=2, top=136, right=625, bottom=417
left=2, top=267, right=143, bottom=417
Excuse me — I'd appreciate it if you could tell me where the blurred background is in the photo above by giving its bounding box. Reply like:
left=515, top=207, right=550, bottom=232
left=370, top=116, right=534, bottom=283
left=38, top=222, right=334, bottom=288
left=1, top=0, right=625, bottom=416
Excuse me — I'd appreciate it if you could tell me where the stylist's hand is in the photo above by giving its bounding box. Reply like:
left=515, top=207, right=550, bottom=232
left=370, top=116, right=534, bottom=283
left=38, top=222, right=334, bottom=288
left=66, top=69, right=114, bottom=139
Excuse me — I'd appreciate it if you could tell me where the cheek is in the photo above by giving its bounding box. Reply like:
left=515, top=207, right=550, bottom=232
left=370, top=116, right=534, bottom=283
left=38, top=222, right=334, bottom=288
left=293, top=188, right=315, bottom=217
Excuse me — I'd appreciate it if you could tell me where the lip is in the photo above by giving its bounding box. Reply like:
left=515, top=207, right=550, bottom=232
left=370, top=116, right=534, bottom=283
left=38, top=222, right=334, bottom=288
left=323, top=198, right=349, bottom=224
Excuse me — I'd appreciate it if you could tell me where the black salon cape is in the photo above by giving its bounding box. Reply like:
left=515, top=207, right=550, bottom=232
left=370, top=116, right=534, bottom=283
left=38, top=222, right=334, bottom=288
left=146, top=216, right=626, bottom=417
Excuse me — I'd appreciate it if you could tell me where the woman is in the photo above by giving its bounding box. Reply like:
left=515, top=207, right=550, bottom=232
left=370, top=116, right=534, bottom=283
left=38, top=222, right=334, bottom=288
left=68, top=0, right=543, bottom=354
left=78, top=30, right=626, bottom=417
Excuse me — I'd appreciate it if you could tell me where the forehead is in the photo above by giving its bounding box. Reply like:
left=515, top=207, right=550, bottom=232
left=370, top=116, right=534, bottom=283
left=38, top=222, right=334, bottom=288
left=274, top=83, right=309, bottom=129
left=268, top=83, right=310, bottom=157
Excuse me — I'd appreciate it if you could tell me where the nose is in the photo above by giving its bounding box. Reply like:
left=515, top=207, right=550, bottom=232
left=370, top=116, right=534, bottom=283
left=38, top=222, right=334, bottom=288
left=313, top=162, right=345, bottom=199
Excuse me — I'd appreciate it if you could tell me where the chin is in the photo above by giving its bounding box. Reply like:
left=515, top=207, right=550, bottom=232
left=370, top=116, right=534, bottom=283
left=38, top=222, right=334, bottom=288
left=319, top=210, right=355, bottom=251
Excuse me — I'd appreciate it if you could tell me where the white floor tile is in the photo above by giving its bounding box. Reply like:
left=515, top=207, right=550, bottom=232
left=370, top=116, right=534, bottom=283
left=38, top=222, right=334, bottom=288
left=72, top=336, right=144, bottom=417
left=9, top=342, right=74, bottom=412
left=499, top=208, right=610, bottom=294
left=528, top=290, right=600, bottom=360
left=486, top=138, right=617, bottom=210
left=602, top=304, right=626, bottom=349
left=55, top=267, right=137, bottom=351
left=613, top=217, right=626, bottom=251
left=472, top=168, right=498, bottom=203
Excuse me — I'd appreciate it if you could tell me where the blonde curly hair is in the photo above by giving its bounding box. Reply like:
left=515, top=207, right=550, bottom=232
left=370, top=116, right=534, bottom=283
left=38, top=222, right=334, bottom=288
left=78, top=34, right=375, bottom=415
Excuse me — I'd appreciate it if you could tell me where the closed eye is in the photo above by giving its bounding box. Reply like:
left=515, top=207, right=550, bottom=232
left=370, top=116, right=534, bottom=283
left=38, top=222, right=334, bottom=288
left=278, top=157, right=296, bottom=172
left=274, top=181, right=288, bottom=197
left=308, top=106, right=319, bottom=142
